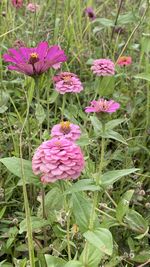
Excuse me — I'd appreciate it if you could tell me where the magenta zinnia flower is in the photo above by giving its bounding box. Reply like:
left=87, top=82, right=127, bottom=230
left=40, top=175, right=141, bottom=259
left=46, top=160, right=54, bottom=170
left=32, top=138, right=85, bottom=183
left=51, top=121, right=81, bottom=141
left=3, top=42, right=67, bottom=77
left=85, top=98, right=120, bottom=113
left=11, top=0, right=23, bottom=8
left=117, top=56, right=132, bottom=66
left=84, top=7, right=96, bottom=20
left=27, top=3, right=40, bottom=12
left=53, top=72, right=83, bottom=94
left=91, top=59, right=115, bottom=76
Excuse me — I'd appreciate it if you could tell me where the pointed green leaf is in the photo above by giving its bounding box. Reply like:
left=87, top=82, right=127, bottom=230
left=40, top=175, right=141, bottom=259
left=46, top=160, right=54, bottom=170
left=90, top=116, right=103, bottom=134
left=35, top=103, right=46, bottom=124
left=65, top=179, right=100, bottom=194
left=80, top=243, right=103, bottom=267
left=72, top=193, right=99, bottom=233
left=0, top=157, right=39, bottom=185
left=105, top=119, right=125, bottom=130
left=134, top=73, right=150, bottom=82
left=101, top=168, right=139, bottom=187
left=45, top=255, right=66, bottom=267
left=116, top=190, right=134, bottom=222
left=83, top=228, right=113, bottom=255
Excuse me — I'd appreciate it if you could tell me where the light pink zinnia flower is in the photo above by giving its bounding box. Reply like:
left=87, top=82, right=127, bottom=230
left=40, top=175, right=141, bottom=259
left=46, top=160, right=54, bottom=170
left=85, top=98, right=120, bottom=113
left=51, top=121, right=81, bottom=141
left=53, top=72, right=83, bottom=94
left=11, top=0, right=23, bottom=8
left=91, top=59, right=115, bottom=76
left=32, top=138, right=85, bottom=183
left=117, top=56, right=132, bottom=66
left=27, top=3, right=40, bottom=12
left=3, top=42, right=67, bottom=77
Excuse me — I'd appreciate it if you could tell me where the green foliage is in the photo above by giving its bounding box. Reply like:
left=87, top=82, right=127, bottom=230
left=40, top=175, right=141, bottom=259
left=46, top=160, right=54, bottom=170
left=0, top=0, right=149, bottom=266
left=83, top=228, right=113, bottom=255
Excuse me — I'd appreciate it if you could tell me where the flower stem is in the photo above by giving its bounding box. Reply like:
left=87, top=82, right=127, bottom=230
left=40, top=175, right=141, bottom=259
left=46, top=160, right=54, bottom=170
left=61, top=94, right=66, bottom=120
left=89, top=136, right=105, bottom=230
left=66, top=211, right=71, bottom=261
left=19, top=90, right=35, bottom=267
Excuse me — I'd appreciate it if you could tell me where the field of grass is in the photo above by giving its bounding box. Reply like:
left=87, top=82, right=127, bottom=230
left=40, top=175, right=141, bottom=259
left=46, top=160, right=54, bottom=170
left=0, top=0, right=150, bottom=266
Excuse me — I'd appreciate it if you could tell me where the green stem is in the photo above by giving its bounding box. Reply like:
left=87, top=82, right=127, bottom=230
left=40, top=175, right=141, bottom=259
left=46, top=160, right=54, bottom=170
left=89, top=136, right=105, bottom=230
left=61, top=94, right=66, bottom=120
left=19, top=90, right=35, bottom=267
left=66, top=211, right=71, bottom=261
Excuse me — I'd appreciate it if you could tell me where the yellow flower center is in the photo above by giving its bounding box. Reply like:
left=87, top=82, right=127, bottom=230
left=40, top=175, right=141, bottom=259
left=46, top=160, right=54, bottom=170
left=63, top=75, right=71, bottom=81
left=29, top=52, right=39, bottom=64
left=60, top=121, right=71, bottom=134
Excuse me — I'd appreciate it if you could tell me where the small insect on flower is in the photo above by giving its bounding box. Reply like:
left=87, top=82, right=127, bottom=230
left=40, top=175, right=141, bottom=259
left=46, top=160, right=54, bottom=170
left=3, top=42, right=67, bottom=77
left=91, top=59, right=115, bottom=76
left=32, top=137, right=85, bottom=183
left=53, top=72, right=83, bottom=94
left=51, top=121, right=81, bottom=141
left=84, top=7, right=96, bottom=20
left=85, top=98, right=120, bottom=113
left=11, top=0, right=23, bottom=8
left=117, top=56, right=132, bottom=66
left=27, top=3, right=40, bottom=12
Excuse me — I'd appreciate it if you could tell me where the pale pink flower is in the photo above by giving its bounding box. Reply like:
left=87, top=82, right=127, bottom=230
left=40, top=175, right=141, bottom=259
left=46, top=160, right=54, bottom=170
left=11, top=0, right=23, bottom=8
left=32, top=138, right=85, bottom=183
left=53, top=72, right=83, bottom=94
left=91, top=59, right=115, bottom=76
left=117, top=56, right=132, bottom=66
left=51, top=121, right=81, bottom=141
left=27, top=3, right=40, bottom=12
left=85, top=98, right=120, bottom=113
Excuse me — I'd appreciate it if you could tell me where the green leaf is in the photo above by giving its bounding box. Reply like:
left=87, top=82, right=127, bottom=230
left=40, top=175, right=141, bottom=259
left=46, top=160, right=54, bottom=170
left=134, top=73, right=150, bottom=82
left=102, top=130, right=127, bottom=144
left=19, top=216, right=49, bottom=234
left=101, top=168, right=139, bottom=187
left=76, top=134, right=90, bottom=146
left=83, top=228, right=113, bottom=255
left=65, top=179, right=100, bottom=194
left=49, top=90, right=59, bottom=103
left=116, top=190, right=134, bottom=222
left=90, top=116, right=103, bottom=134
left=38, top=187, right=63, bottom=222
left=45, top=255, right=66, bottom=267
left=95, top=18, right=114, bottom=27
left=125, top=210, right=148, bottom=233
left=64, top=261, right=84, bottom=267
left=117, top=12, right=136, bottom=25
left=72, top=192, right=99, bottom=233
left=105, top=119, right=125, bottom=130
left=0, top=157, right=39, bottom=185
left=132, top=250, right=150, bottom=263
left=35, top=103, right=46, bottom=124
left=80, top=243, right=103, bottom=267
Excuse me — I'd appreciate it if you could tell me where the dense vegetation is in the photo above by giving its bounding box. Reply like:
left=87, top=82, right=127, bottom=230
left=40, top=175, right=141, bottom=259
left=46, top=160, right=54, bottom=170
left=0, top=0, right=150, bottom=266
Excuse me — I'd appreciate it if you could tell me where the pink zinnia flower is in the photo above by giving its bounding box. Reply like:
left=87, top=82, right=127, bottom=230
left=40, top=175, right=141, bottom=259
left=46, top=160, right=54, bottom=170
left=53, top=72, right=83, bottom=94
left=11, top=0, right=23, bottom=8
left=117, top=56, right=132, bottom=66
left=85, top=7, right=96, bottom=20
left=91, top=59, right=115, bottom=76
left=51, top=121, right=81, bottom=141
left=27, top=3, right=40, bottom=12
left=32, top=138, right=85, bottom=183
left=3, top=42, right=67, bottom=77
left=85, top=98, right=120, bottom=113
